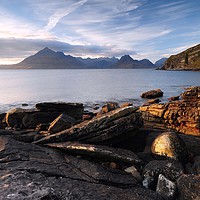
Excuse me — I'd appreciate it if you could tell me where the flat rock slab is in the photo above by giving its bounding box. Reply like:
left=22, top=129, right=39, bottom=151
left=46, top=141, right=143, bottom=165
left=34, top=106, right=143, bottom=145
left=0, top=136, right=163, bottom=199
left=36, top=102, right=84, bottom=120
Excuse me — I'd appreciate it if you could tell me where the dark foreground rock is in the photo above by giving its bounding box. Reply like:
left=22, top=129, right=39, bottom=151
left=36, top=102, right=84, bottom=120
left=142, top=160, right=184, bottom=190
left=177, top=174, right=200, bottom=200
left=34, top=106, right=143, bottom=145
left=0, top=136, right=163, bottom=200
left=46, top=141, right=143, bottom=165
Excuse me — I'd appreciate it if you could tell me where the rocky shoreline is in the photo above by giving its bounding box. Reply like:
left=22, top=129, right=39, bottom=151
left=0, top=86, right=199, bottom=199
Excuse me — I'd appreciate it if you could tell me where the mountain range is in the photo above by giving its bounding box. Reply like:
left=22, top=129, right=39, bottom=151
left=0, top=47, right=156, bottom=69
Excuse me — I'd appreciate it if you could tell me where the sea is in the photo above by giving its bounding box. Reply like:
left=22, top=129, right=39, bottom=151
left=0, top=69, right=199, bottom=113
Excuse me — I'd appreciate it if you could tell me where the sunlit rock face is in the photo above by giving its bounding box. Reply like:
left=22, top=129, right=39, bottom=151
left=151, top=132, right=189, bottom=164
left=140, top=86, right=200, bottom=136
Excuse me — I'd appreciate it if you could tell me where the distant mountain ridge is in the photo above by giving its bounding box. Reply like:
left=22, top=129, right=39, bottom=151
left=162, top=44, right=200, bottom=70
left=0, top=47, right=155, bottom=69
left=154, top=58, right=167, bottom=68
left=113, top=55, right=155, bottom=69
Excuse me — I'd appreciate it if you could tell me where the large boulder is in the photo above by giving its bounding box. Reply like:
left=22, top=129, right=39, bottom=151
left=34, top=106, right=143, bottom=145
left=141, top=89, right=163, bottom=99
left=36, top=102, right=84, bottom=120
left=151, top=132, right=189, bottom=164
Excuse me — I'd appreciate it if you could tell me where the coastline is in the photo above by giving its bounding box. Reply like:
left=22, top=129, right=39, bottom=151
left=0, top=86, right=199, bottom=199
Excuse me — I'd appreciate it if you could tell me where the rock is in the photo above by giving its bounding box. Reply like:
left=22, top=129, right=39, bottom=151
left=168, top=96, right=179, bottom=101
left=5, top=108, right=35, bottom=128
left=141, top=89, right=163, bottom=99
left=35, top=123, right=50, bottom=131
left=191, top=156, right=200, bottom=174
left=34, top=106, right=143, bottom=145
left=48, top=114, right=76, bottom=134
left=140, top=103, right=167, bottom=123
left=125, top=166, right=142, bottom=181
left=101, top=102, right=120, bottom=114
left=36, top=102, right=84, bottom=120
left=22, top=111, right=60, bottom=129
left=142, top=160, right=184, bottom=190
left=156, top=174, right=177, bottom=200
left=177, top=174, right=200, bottom=200
left=140, top=86, right=200, bottom=136
left=22, top=103, right=29, bottom=106
left=147, top=99, right=160, bottom=104
left=151, top=132, right=189, bottom=164
left=0, top=136, right=163, bottom=200
left=120, top=102, right=133, bottom=108
left=181, top=86, right=200, bottom=100
left=46, top=141, right=143, bottom=165
left=83, top=110, right=95, bottom=120
left=0, top=113, right=6, bottom=128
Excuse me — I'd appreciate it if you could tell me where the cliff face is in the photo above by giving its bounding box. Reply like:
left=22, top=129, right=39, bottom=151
left=162, top=44, right=200, bottom=70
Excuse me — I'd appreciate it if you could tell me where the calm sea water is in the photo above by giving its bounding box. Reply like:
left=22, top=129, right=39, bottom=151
left=0, top=69, right=199, bottom=113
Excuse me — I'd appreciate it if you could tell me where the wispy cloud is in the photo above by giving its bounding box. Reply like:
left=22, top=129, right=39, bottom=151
left=44, top=0, right=87, bottom=31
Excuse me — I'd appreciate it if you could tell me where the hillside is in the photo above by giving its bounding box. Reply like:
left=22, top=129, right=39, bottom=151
left=162, top=44, right=200, bottom=70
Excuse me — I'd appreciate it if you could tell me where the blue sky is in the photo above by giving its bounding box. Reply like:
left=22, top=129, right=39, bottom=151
left=0, top=0, right=200, bottom=64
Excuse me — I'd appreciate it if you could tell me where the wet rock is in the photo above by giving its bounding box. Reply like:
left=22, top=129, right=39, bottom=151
left=48, top=114, right=76, bottom=134
left=101, top=102, right=120, bottom=113
left=142, top=160, right=184, bottom=190
left=168, top=96, right=179, bottom=101
left=0, top=136, right=164, bottom=199
left=147, top=99, right=160, bottom=104
left=177, top=174, right=200, bottom=200
left=36, top=102, right=84, bottom=120
left=141, top=89, right=163, bottom=99
left=5, top=108, right=35, bottom=128
left=151, top=132, right=189, bottom=164
left=34, top=106, right=143, bottom=145
left=22, top=111, right=60, bottom=129
left=156, top=174, right=177, bottom=200
left=191, top=156, right=200, bottom=174
left=46, top=141, right=143, bottom=165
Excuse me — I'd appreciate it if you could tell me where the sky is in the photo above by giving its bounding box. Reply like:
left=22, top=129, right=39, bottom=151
left=0, top=0, right=200, bottom=64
